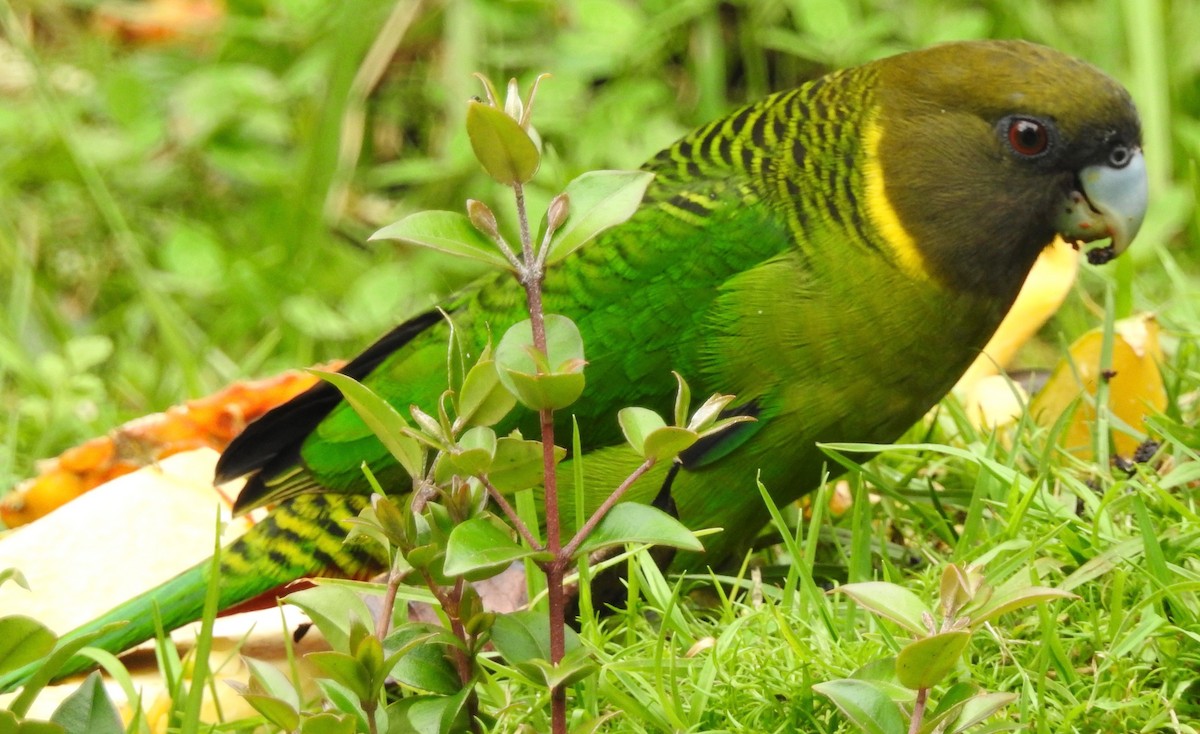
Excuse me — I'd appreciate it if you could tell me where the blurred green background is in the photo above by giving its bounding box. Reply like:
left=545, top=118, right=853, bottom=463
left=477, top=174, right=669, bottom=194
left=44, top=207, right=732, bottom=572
left=2, top=0, right=1197, bottom=488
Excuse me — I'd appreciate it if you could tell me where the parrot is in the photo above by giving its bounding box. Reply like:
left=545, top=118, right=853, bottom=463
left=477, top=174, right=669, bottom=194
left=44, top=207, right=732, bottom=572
left=0, top=39, right=1148, bottom=692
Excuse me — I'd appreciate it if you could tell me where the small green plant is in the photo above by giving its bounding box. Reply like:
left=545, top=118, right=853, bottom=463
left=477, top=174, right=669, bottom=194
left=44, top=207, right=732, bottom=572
left=249, top=74, right=750, bottom=734
left=816, top=562, right=1075, bottom=734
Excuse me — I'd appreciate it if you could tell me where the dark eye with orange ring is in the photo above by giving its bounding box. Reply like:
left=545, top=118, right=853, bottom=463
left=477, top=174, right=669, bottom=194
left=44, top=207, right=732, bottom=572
left=1006, top=117, right=1050, bottom=157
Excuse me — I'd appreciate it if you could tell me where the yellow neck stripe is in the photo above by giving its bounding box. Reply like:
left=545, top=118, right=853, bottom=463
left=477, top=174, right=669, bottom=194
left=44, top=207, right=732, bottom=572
left=863, top=116, right=930, bottom=281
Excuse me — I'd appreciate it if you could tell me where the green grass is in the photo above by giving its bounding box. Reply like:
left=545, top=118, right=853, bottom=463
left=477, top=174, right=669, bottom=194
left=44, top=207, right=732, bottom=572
left=2, top=0, right=1200, bottom=732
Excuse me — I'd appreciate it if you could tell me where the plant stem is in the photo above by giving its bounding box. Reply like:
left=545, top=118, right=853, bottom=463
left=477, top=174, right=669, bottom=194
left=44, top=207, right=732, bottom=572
left=365, top=704, right=379, bottom=734
left=421, top=571, right=475, bottom=688
left=561, top=458, right=656, bottom=560
left=909, top=688, right=928, bottom=734
left=512, top=180, right=567, bottom=734
left=541, top=408, right=568, bottom=734
left=445, top=577, right=482, bottom=731
left=375, top=566, right=404, bottom=640
left=514, top=183, right=536, bottom=280
left=481, top=476, right=542, bottom=550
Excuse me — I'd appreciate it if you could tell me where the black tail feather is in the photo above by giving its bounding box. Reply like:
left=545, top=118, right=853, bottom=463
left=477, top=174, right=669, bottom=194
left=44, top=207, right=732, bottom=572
left=214, top=309, right=442, bottom=486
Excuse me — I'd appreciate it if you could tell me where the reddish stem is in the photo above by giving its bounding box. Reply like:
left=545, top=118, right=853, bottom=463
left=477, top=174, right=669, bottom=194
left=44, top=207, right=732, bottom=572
left=514, top=181, right=567, bottom=734
left=422, top=572, right=474, bottom=686
left=561, top=458, right=655, bottom=561
left=480, top=476, right=542, bottom=550
left=909, top=687, right=928, bottom=734
left=539, top=407, right=568, bottom=734
left=375, top=567, right=402, bottom=640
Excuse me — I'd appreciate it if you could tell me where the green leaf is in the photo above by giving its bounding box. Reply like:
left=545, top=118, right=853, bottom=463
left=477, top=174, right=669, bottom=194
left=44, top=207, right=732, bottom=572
left=968, top=586, right=1077, bottom=629
left=917, top=683, right=982, bottom=734
left=286, top=584, right=376, bottom=652
left=300, top=712, right=356, bottom=734
left=922, top=681, right=979, bottom=730
left=543, top=170, right=655, bottom=264
left=640, top=426, right=697, bottom=461
left=490, top=610, right=581, bottom=665
left=372, top=495, right=411, bottom=548
left=310, top=370, right=425, bottom=479
left=947, top=692, right=1017, bottom=733
left=688, top=393, right=738, bottom=432
left=574, top=502, right=703, bottom=557
left=495, top=315, right=586, bottom=410
left=383, top=626, right=463, bottom=696
left=443, top=517, right=543, bottom=580
left=386, top=686, right=471, bottom=734
left=4, top=623, right=126, bottom=718
left=370, top=210, right=510, bottom=269
left=409, top=404, right=446, bottom=444
left=671, top=372, right=691, bottom=428
left=834, top=582, right=931, bottom=635
left=47, top=672, right=122, bottom=734
left=0, top=711, right=64, bottom=734
left=354, top=633, right=387, bottom=691
left=502, top=370, right=587, bottom=411
left=241, top=694, right=301, bottom=732
left=344, top=513, right=391, bottom=557
left=244, top=656, right=301, bottom=709
left=315, top=678, right=368, bottom=730
left=0, top=569, right=30, bottom=591
left=459, top=425, right=497, bottom=455
left=850, top=657, right=915, bottom=703
left=895, top=630, right=971, bottom=690
left=308, top=651, right=373, bottom=702
left=488, top=437, right=561, bottom=494
left=466, top=101, right=540, bottom=185
left=813, top=679, right=907, bottom=734
left=617, top=407, right=665, bottom=456
left=457, top=359, right=516, bottom=428
left=523, top=647, right=599, bottom=690
left=940, top=564, right=983, bottom=619
left=437, top=428, right=496, bottom=482
left=0, top=616, right=57, bottom=676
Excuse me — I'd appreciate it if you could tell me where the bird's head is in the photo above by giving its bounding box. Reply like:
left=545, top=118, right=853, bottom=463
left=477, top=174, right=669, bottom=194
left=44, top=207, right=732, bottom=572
left=867, top=40, right=1146, bottom=297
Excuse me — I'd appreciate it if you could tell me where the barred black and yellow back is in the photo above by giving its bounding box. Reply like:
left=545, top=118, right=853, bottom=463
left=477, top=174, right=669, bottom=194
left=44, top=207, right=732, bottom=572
left=646, top=66, right=878, bottom=247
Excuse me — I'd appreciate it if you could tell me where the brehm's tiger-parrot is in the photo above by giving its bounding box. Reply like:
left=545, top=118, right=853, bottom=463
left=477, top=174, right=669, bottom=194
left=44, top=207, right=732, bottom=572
left=0, top=39, right=1148, bottom=691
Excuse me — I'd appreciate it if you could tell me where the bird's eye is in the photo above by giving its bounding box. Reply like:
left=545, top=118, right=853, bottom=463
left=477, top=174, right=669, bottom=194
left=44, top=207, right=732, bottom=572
left=1108, top=144, right=1133, bottom=168
left=1007, top=118, right=1050, bottom=157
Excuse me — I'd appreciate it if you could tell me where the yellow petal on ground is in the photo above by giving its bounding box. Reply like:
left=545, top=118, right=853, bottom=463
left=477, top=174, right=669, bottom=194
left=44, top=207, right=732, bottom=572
left=1030, top=313, right=1166, bottom=457
left=957, top=238, right=1080, bottom=393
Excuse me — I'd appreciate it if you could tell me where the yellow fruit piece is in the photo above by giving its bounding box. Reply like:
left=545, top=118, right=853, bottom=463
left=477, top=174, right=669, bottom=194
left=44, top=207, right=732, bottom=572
left=1030, top=313, right=1166, bottom=457
left=0, top=471, right=86, bottom=528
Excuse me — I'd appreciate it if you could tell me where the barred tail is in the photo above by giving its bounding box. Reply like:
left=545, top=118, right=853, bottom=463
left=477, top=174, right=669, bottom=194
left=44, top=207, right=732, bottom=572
left=0, top=493, right=379, bottom=693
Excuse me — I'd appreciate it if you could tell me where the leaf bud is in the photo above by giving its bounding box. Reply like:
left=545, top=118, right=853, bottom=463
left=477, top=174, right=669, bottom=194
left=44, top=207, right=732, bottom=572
left=467, top=199, right=500, bottom=240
